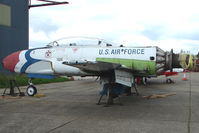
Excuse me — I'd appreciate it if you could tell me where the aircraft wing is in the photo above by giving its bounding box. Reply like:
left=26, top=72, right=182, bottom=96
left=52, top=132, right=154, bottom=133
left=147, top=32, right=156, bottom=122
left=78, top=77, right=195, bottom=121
left=62, top=59, right=139, bottom=75
left=62, top=60, right=122, bottom=73
left=63, top=60, right=141, bottom=87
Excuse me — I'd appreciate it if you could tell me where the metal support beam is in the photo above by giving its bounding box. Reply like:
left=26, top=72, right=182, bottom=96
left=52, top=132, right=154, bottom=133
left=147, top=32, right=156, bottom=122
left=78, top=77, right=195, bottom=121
left=29, top=0, right=69, bottom=8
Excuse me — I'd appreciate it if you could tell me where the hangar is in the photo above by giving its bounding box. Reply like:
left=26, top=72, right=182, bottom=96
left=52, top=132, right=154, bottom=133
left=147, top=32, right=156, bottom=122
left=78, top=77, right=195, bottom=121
left=0, top=0, right=29, bottom=74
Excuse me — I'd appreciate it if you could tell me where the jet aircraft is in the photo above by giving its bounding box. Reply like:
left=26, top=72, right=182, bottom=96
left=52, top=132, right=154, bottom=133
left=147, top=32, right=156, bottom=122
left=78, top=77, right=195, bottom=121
left=2, top=37, right=184, bottom=104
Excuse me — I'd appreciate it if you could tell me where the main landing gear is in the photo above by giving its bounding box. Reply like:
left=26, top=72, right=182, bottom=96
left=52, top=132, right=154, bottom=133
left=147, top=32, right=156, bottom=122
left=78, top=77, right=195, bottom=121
left=97, top=83, right=123, bottom=106
left=97, top=79, right=139, bottom=106
left=26, top=79, right=37, bottom=96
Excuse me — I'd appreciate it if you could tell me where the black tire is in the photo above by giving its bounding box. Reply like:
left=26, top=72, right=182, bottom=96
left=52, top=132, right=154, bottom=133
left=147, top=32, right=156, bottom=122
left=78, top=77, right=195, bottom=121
left=27, top=85, right=37, bottom=96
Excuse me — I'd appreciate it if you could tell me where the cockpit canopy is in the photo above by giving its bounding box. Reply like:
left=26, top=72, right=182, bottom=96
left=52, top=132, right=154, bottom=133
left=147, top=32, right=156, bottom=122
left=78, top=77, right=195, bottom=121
left=46, top=37, right=113, bottom=47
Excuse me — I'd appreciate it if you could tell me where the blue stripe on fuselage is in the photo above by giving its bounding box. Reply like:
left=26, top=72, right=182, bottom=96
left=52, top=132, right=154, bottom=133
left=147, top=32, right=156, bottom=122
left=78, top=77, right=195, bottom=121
left=21, top=49, right=41, bottom=73
left=27, top=73, right=54, bottom=79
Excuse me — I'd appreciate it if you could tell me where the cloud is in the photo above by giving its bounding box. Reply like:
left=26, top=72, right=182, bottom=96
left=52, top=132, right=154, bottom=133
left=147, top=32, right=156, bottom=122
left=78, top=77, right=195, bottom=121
left=29, top=28, right=50, bottom=48
left=29, top=14, right=59, bottom=34
left=141, top=25, right=167, bottom=41
left=173, top=32, right=199, bottom=41
left=29, top=0, right=199, bottom=54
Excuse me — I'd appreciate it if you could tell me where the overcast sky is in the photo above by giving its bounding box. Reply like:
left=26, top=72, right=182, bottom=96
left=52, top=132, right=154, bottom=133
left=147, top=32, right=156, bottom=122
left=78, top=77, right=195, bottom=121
left=29, top=0, right=199, bottom=54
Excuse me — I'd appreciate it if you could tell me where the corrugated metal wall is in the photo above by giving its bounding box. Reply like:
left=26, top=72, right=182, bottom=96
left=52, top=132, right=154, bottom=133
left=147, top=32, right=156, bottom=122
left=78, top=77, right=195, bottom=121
left=0, top=0, right=29, bottom=74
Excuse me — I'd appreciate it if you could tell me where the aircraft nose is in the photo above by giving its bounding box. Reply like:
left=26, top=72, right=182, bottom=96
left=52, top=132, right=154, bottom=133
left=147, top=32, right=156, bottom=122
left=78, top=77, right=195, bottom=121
left=2, top=51, right=21, bottom=72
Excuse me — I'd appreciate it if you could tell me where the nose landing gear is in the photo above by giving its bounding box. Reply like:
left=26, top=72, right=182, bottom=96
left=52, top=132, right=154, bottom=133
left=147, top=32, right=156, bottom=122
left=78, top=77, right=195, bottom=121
left=27, top=79, right=37, bottom=96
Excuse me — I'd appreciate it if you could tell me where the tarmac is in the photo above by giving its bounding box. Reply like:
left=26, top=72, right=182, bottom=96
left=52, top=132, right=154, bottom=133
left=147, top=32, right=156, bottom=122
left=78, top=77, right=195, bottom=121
left=0, top=72, right=199, bottom=133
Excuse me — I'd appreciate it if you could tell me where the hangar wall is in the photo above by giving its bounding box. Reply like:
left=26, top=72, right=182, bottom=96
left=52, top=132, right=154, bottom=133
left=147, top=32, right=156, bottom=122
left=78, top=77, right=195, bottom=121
left=0, top=0, right=29, bottom=74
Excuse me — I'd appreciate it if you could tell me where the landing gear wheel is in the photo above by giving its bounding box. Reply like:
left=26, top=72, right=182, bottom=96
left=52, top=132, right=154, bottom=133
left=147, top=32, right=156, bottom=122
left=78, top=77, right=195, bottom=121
left=27, top=85, right=37, bottom=96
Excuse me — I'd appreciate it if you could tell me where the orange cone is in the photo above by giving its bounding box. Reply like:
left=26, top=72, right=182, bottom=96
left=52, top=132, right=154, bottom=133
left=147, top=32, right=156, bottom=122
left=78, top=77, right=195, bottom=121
left=183, top=71, right=187, bottom=81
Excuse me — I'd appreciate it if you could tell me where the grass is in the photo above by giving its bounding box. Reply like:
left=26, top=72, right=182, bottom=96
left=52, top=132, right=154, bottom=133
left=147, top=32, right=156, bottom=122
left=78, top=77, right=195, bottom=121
left=0, top=74, right=71, bottom=88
